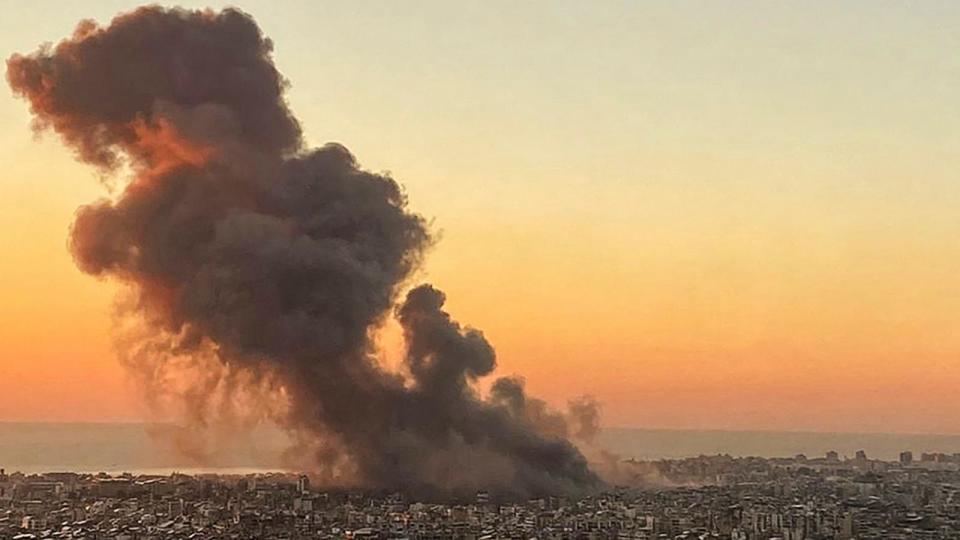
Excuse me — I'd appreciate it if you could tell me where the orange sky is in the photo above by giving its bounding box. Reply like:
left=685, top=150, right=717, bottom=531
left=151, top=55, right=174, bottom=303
left=1, top=0, right=959, bottom=434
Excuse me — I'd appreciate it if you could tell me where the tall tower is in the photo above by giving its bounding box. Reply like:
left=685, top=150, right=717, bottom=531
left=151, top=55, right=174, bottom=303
left=297, top=474, right=310, bottom=494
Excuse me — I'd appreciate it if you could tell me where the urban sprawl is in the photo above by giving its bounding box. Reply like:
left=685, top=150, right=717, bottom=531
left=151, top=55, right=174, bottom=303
left=2, top=450, right=960, bottom=539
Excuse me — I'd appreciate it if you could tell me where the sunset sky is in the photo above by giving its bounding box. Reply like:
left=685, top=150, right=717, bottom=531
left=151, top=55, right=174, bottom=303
left=1, top=0, right=959, bottom=434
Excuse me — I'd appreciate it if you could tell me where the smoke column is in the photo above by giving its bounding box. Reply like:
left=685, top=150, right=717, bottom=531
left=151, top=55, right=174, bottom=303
left=7, top=6, right=600, bottom=497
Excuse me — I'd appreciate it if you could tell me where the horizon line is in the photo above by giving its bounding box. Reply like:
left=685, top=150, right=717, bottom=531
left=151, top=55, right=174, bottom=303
left=0, top=420, right=958, bottom=439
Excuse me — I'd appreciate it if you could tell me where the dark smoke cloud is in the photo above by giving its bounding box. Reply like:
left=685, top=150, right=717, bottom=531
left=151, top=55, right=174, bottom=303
left=7, top=6, right=600, bottom=498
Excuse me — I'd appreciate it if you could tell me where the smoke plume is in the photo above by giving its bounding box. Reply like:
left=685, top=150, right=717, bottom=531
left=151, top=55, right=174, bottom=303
left=7, top=6, right=600, bottom=497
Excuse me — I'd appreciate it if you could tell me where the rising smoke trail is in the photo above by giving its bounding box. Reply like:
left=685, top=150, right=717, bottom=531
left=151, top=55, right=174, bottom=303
left=7, top=6, right=601, bottom=497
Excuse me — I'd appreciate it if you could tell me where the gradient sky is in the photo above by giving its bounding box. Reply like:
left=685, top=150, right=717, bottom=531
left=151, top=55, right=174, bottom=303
left=1, top=0, right=959, bottom=434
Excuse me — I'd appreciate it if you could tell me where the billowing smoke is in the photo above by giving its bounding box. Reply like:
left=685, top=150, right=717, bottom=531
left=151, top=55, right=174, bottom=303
left=7, top=6, right=600, bottom=497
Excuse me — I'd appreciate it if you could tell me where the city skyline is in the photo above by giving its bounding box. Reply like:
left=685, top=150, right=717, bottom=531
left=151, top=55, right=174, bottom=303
left=3, top=451, right=960, bottom=538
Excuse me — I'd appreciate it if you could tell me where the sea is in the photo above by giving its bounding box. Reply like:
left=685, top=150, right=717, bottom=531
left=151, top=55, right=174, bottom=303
left=1, top=422, right=959, bottom=475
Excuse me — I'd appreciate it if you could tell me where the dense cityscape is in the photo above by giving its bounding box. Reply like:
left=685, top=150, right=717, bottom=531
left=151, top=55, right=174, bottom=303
left=1, top=450, right=959, bottom=540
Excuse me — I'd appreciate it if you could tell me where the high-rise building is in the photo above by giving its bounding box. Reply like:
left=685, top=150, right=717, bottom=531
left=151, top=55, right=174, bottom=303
left=297, top=474, right=310, bottom=494
left=0, top=468, right=9, bottom=502
left=899, top=451, right=913, bottom=465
